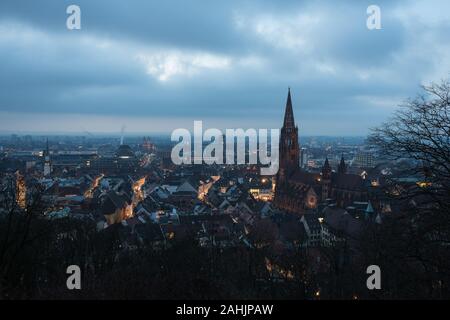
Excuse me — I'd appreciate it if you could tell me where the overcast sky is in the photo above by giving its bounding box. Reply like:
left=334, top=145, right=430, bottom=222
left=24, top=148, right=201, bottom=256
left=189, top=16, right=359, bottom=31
left=0, top=0, right=449, bottom=135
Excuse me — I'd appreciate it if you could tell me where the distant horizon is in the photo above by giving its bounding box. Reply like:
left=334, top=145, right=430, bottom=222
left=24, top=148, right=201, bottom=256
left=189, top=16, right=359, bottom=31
left=0, top=131, right=368, bottom=139
left=0, top=97, right=392, bottom=136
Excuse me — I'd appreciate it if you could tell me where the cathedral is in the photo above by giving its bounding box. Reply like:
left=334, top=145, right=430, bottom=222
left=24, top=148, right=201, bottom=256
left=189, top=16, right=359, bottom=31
left=273, top=89, right=368, bottom=214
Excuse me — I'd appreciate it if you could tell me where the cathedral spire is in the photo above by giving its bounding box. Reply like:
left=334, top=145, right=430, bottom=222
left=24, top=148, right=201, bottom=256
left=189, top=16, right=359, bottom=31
left=283, top=88, right=295, bottom=129
left=322, top=157, right=332, bottom=179
left=277, top=88, right=300, bottom=180
left=338, top=154, right=347, bottom=174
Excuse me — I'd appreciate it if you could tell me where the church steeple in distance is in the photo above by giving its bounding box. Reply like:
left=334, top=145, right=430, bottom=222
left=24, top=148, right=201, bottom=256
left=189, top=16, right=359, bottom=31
left=44, top=138, right=50, bottom=159
left=322, top=157, right=332, bottom=179
left=338, top=154, right=347, bottom=174
left=43, top=137, right=51, bottom=177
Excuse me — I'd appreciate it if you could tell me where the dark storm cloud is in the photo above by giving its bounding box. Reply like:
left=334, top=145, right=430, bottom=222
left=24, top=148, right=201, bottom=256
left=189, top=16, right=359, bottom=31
left=0, top=0, right=449, bottom=134
left=0, top=0, right=246, bottom=52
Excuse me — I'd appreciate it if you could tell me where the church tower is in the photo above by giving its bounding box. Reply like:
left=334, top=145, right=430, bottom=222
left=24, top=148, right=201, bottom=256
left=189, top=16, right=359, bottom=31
left=43, top=138, right=52, bottom=177
left=321, top=158, right=332, bottom=201
left=277, top=88, right=300, bottom=181
left=338, top=154, right=347, bottom=174
left=274, top=88, right=301, bottom=212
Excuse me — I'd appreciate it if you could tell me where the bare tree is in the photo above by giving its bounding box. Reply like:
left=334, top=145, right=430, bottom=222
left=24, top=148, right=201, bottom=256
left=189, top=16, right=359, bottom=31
left=370, top=80, right=450, bottom=197
left=367, top=79, right=450, bottom=298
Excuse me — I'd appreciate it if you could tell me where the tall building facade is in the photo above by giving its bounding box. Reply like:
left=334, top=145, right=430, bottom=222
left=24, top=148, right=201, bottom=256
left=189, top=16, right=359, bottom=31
left=353, top=151, right=375, bottom=168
